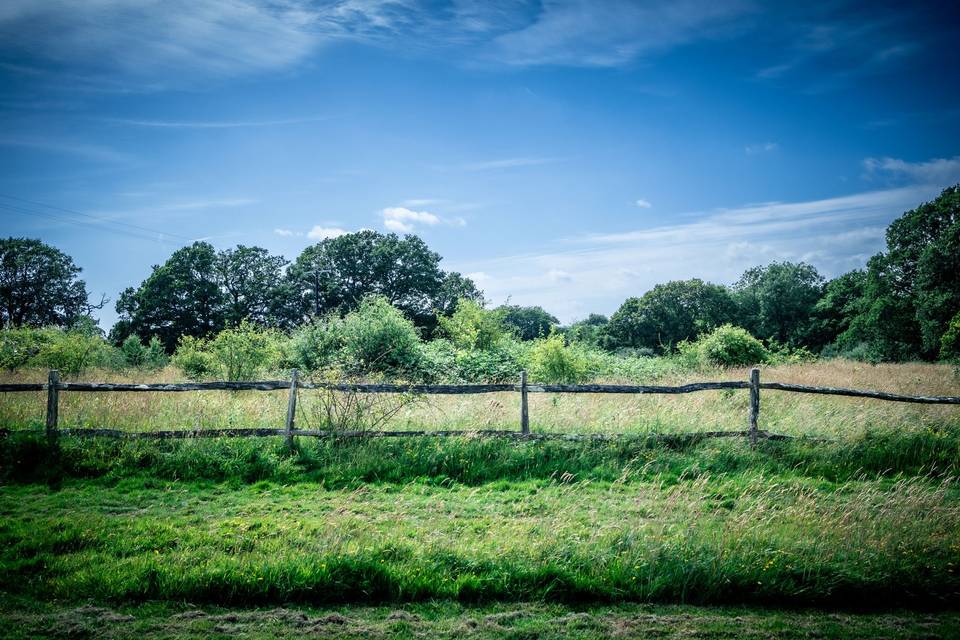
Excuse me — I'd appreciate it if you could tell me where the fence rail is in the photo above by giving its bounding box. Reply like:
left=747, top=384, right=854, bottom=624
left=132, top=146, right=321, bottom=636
left=1, top=369, right=957, bottom=446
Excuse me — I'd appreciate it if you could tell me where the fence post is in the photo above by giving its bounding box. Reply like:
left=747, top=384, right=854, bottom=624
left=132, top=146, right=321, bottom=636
left=45, top=369, right=60, bottom=444
left=285, top=369, right=298, bottom=450
left=520, top=370, right=529, bottom=435
left=748, top=367, right=760, bottom=447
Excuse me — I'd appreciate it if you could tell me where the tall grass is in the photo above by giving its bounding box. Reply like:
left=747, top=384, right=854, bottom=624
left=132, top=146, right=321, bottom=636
left=1, top=360, right=958, bottom=438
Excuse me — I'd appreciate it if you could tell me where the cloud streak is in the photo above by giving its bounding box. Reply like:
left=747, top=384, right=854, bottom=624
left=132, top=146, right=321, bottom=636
left=450, top=183, right=945, bottom=323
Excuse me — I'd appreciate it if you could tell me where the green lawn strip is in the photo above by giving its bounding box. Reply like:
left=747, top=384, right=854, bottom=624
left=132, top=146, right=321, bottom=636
left=2, top=476, right=958, bottom=607
left=1, top=596, right=959, bottom=639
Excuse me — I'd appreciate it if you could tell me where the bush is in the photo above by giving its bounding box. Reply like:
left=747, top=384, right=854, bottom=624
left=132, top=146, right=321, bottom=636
left=438, top=299, right=507, bottom=350
left=121, top=335, right=169, bottom=370
left=0, top=326, right=47, bottom=371
left=527, top=333, right=590, bottom=383
left=454, top=339, right=526, bottom=382
left=31, top=327, right=121, bottom=376
left=206, top=320, right=284, bottom=381
left=679, top=324, right=769, bottom=369
left=940, top=311, right=960, bottom=362
left=171, top=335, right=213, bottom=380
left=340, top=296, right=423, bottom=377
left=289, top=316, right=345, bottom=374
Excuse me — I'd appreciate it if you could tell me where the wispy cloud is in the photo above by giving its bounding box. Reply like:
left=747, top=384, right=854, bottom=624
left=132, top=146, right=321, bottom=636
left=460, top=156, right=565, bottom=171
left=487, top=0, right=752, bottom=67
left=0, top=135, right=131, bottom=163
left=863, top=155, right=960, bottom=187
left=635, top=199, right=652, bottom=209
left=745, top=142, right=778, bottom=155
left=103, top=115, right=333, bottom=128
left=451, top=183, right=942, bottom=323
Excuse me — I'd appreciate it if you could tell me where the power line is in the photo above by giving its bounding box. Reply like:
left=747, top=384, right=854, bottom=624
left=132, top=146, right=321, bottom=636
left=0, top=193, right=196, bottom=243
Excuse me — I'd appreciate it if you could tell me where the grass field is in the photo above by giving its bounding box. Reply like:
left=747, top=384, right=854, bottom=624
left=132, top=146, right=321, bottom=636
left=1, top=359, right=959, bottom=637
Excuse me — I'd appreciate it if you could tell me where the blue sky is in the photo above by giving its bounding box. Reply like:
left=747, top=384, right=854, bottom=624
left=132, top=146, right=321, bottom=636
left=1, top=0, right=959, bottom=328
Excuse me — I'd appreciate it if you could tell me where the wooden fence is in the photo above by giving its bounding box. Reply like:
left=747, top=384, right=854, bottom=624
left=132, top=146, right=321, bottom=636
left=1, top=368, right=958, bottom=445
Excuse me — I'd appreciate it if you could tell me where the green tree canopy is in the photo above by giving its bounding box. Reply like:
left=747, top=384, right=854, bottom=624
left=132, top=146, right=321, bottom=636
left=214, top=245, right=289, bottom=327
left=733, top=262, right=824, bottom=347
left=0, top=237, right=94, bottom=328
left=284, top=230, right=480, bottom=327
left=495, top=304, right=559, bottom=341
left=605, top=279, right=736, bottom=353
left=113, top=242, right=226, bottom=351
left=839, top=184, right=960, bottom=360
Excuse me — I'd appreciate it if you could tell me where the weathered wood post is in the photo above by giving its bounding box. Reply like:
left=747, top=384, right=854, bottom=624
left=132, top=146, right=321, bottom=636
left=285, top=369, right=298, bottom=450
left=519, top=370, right=529, bottom=435
left=748, top=367, right=760, bottom=447
left=45, top=369, right=60, bottom=444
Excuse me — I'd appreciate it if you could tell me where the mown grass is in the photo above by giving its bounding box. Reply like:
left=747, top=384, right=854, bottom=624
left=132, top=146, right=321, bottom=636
left=2, top=597, right=959, bottom=639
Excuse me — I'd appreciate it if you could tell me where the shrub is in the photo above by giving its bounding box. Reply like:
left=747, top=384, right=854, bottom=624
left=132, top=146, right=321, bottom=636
left=120, top=335, right=147, bottom=367
left=454, top=339, right=527, bottom=382
left=172, top=335, right=213, bottom=380
left=205, top=320, right=284, bottom=381
left=0, top=326, right=47, bottom=371
left=940, top=311, right=960, bottom=362
left=438, top=299, right=506, bottom=350
left=30, top=327, right=121, bottom=376
left=340, top=296, right=423, bottom=377
left=679, top=324, right=769, bottom=369
left=527, top=333, right=590, bottom=383
left=289, top=316, right=345, bottom=374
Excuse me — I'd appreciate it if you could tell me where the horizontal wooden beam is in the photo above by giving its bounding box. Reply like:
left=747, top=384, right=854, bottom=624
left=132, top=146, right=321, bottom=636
left=526, top=382, right=750, bottom=393
left=760, top=382, right=960, bottom=404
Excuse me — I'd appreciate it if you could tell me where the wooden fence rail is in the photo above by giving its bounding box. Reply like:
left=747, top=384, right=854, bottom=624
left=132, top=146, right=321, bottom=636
left=1, top=369, right=958, bottom=446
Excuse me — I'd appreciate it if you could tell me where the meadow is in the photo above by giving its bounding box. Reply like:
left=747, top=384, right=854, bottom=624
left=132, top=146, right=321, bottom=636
left=2, top=359, right=960, bottom=637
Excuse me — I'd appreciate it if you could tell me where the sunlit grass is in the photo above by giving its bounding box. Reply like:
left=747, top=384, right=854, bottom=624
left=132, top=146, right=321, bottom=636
left=2, top=359, right=957, bottom=438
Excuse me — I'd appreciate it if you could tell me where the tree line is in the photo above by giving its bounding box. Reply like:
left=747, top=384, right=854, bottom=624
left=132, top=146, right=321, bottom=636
left=2, top=184, right=958, bottom=363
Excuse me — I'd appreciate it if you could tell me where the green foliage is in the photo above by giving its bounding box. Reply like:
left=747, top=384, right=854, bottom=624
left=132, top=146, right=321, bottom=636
left=214, top=245, right=289, bottom=327
left=0, top=326, right=46, bottom=371
left=840, top=185, right=960, bottom=361
left=451, top=339, right=526, bottom=382
left=171, top=336, right=213, bottom=380
left=527, top=333, right=590, bottom=383
left=678, top=324, right=769, bottom=369
left=339, top=295, right=423, bottom=377
left=205, top=320, right=284, bottom=381
left=605, top=280, right=736, bottom=353
left=284, top=230, right=479, bottom=329
left=495, top=304, right=559, bottom=341
left=119, top=335, right=167, bottom=369
left=172, top=322, right=284, bottom=381
left=29, top=327, right=120, bottom=376
left=941, top=311, right=960, bottom=362
left=564, top=313, right=609, bottom=347
left=438, top=298, right=507, bottom=350
left=288, top=315, right=345, bottom=374
left=734, top=262, right=824, bottom=347
left=114, top=242, right=226, bottom=351
left=0, top=237, right=93, bottom=328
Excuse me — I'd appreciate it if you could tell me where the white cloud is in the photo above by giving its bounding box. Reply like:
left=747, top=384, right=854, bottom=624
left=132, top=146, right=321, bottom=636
left=307, top=225, right=348, bottom=240
left=381, top=206, right=467, bottom=233
left=449, top=183, right=942, bottom=323
left=745, top=142, right=778, bottom=155
left=635, top=199, right=652, bottom=208
left=863, top=155, right=960, bottom=186
left=273, top=228, right=301, bottom=237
